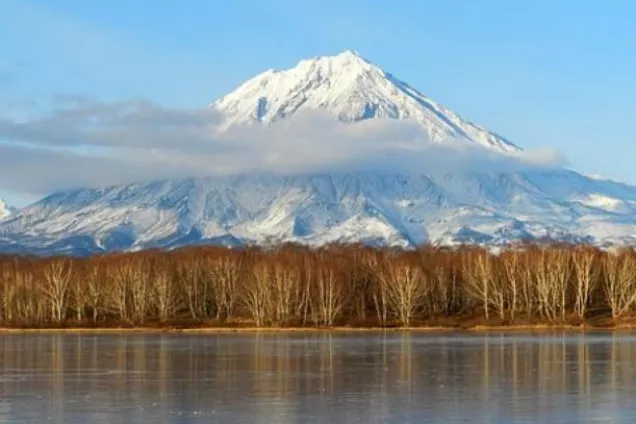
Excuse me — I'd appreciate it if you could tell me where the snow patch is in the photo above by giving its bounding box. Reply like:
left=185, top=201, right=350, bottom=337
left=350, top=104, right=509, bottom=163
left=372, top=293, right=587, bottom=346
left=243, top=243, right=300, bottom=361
left=0, top=199, right=15, bottom=220
left=576, top=194, right=626, bottom=212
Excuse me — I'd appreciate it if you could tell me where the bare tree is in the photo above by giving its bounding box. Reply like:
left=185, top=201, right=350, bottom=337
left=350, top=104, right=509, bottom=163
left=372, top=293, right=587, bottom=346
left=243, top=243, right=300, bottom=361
left=13, top=266, right=42, bottom=324
left=603, top=250, right=636, bottom=319
left=518, top=249, right=538, bottom=318
left=270, top=259, right=300, bottom=326
left=533, top=247, right=571, bottom=322
left=85, top=264, right=104, bottom=322
left=500, top=250, right=521, bottom=320
left=41, top=259, right=73, bottom=324
left=367, top=252, right=389, bottom=326
left=242, top=259, right=271, bottom=327
left=311, top=253, right=349, bottom=326
left=106, top=259, right=134, bottom=324
left=70, top=262, right=90, bottom=322
left=209, top=255, right=242, bottom=321
left=129, top=258, right=150, bottom=324
left=571, top=247, right=598, bottom=320
left=376, top=256, right=427, bottom=326
left=152, top=262, right=179, bottom=323
left=0, top=261, right=18, bottom=324
left=462, top=250, right=506, bottom=320
left=423, top=251, right=460, bottom=316
left=178, top=257, right=212, bottom=321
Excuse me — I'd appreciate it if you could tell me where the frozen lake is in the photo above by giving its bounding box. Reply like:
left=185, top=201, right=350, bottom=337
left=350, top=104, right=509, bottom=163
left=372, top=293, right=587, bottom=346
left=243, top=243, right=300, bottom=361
left=1, top=331, right=636, bottom=423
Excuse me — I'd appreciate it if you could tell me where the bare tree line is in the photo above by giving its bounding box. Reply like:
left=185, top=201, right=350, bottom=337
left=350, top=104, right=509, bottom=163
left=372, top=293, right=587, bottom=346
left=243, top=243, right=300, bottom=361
left=1, top=243, right=636, bottom=328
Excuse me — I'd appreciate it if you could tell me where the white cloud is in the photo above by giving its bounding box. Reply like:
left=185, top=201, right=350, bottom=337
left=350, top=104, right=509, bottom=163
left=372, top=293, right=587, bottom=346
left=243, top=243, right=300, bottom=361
left=0, top=98, right=566, bottom=196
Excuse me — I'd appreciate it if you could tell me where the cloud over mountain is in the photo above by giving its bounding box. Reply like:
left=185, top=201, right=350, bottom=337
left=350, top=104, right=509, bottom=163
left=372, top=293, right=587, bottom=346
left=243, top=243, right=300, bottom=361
left=0, top=97, right=563, bottom=195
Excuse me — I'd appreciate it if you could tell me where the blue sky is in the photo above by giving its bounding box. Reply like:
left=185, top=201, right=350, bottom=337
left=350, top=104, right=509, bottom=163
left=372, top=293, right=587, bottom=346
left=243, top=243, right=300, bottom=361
left=1, top=0, right=635, bottom=206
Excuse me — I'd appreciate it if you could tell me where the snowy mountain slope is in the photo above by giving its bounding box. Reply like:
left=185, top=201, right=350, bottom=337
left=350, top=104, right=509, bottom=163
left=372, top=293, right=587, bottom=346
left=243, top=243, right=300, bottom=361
left=1, top=50, right=636, bottom=255
left=211, top=50, right=519, bottom=153
left=3, top=170, right=636, bottom=255
left=0, top=199, right=16, bottom=221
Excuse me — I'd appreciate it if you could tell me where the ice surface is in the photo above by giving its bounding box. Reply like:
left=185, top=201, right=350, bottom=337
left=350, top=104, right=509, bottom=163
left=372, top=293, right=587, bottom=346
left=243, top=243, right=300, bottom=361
left=1, top=332, right=636, bottom=423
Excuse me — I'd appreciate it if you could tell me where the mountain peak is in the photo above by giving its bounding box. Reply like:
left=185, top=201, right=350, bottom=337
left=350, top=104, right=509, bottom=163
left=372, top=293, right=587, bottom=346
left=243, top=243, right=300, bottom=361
left=337, top=49, right=362, bottom=58
left=284, top=49, right=379, bottom=82
left=311, top=49, right=365, bottom=60
left=211, top=51, right=520, bottom=153
left=305, top=49, right=372, bottom=67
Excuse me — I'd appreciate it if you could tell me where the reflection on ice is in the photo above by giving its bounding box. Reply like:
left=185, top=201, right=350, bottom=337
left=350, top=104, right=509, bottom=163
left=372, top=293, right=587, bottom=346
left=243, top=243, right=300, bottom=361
left=0, top=331, right=636, bottom=423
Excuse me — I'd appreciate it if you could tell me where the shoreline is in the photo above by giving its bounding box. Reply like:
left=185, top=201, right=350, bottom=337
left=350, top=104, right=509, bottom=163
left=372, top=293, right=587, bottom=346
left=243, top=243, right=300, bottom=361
left=2, top=323, right=636, bottom=334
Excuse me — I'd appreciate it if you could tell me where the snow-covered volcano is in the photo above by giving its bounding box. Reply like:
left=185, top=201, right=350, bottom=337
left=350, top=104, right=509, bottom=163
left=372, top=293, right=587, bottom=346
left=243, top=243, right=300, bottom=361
left=1, top=50, right=635, bottom=256
left=211, top=50, right=519, bottom=153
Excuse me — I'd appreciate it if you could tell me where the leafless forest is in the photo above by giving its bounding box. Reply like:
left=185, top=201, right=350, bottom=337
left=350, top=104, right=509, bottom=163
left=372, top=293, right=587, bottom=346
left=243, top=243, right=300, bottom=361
left=1, top=244, right=636, bottom=328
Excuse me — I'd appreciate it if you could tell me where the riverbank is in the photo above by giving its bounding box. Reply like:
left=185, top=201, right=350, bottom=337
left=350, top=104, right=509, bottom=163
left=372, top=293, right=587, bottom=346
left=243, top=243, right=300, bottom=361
left=2, top=321, right=636, bottom=334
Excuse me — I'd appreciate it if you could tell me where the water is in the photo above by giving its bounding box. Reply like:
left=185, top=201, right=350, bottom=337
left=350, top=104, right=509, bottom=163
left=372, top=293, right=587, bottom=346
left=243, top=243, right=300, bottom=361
left=1, top=331, right=636, bottom=423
